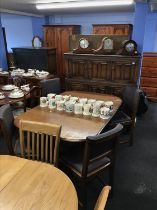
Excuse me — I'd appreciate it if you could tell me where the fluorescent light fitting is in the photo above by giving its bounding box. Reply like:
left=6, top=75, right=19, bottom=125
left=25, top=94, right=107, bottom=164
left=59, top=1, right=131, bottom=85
left=36, top=0, right=134, bottom=10
left=36, top=0, right=79, bottom=3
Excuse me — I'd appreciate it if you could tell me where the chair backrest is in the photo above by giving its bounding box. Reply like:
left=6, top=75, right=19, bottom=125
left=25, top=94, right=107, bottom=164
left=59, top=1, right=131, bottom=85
left=24, top=86, right=42, bottom=112
left=121, top=85, right=139, bottom=117
left=13, top=76, right=26, bottom=87
left=94, top=186, right=111, bottom=210
left=19, top=120, right=61, bottom=166
left=40, top=78, right=61, bottom=96
left=0, top=104, right=15, bottom=154
left=82, top=124, right=123, bottom=177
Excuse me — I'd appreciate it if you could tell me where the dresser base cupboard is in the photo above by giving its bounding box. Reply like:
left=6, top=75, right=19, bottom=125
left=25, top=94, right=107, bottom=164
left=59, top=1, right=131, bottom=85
left=43, top=25, right=80, bottom=87
left=140, top=52, right=157, bottom=102
left=64, top=53, right=141, bottom=95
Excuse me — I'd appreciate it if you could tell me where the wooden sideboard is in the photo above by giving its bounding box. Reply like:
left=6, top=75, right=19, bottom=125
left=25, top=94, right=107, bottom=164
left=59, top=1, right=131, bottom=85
left=92, top=24, right=133, bottom=39
left=12, top=47, right=56, bottom=75
left=64, top=53, right=141, bottom=95
left=43, top=25, right=81, bottom=85
left=140, top=52, right=157, bottom=102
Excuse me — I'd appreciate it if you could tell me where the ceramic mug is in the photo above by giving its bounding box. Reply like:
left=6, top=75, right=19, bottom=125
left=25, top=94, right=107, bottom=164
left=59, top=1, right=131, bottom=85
left=104, top=101, right=113, bottom=110
left=48, top=98, right=56, bottom=109
left=57, top=100, right=65, bottom=111
left=70, top=96, right=78, bottom=103
left=65, top=101, right=75, bottom=113
left=74, top=103, right=83, bottom=114
left=79, top=98, right=88, bottom=105
left=83, top=104, right=91, bottom=116
left=100, top=107, right=110, bottom=119
left=55, top=95, right=63, bottom=101
left=87, top=99, right=96, bottom=106
left=63, top=95, right=70, bottom=101
left=47, top=93, right=56, bottom=100
left=40, top=97, right=48, bottom=107
left=96, top=100, right=105, bottom=107
left=92, top=104, right=101, bottom=117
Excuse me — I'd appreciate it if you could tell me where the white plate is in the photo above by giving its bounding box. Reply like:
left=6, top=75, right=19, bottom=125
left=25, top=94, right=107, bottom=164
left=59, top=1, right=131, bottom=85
left=0, top=96, right=5, bottom=99
left=0, top=71, right=8, bottom=75
left=8, top=93, right=24, bottom=99
left=2, top=85, right=16, bottom=91
left=22, top=73, right=33, bottom=77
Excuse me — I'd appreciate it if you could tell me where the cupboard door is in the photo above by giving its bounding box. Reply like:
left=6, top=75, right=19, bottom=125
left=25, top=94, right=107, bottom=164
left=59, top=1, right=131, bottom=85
left=44, top=27, right=57, bottom=48
left=57, top=27, right=73, bottom=78
left=44, top=26, right=80, bottom=82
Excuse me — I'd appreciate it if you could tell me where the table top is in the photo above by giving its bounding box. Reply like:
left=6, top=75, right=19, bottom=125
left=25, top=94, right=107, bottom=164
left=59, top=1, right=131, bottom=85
left=0, top=72, right=54, bottom=81
left=0, top=155, right=78, bottom=210
left=0, top=85, right=26, bottom=106
left=14, top=91, right=122, bottom=142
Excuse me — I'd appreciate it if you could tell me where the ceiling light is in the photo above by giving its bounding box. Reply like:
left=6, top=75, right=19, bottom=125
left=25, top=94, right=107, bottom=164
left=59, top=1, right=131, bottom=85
left=36, top=0, right=134, bottom=10
left=36, top=0, right=79, bottom=3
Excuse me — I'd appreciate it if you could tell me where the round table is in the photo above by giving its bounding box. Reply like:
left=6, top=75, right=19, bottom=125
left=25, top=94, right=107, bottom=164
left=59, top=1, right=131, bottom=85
left=0, top=155, right=78, bottom=210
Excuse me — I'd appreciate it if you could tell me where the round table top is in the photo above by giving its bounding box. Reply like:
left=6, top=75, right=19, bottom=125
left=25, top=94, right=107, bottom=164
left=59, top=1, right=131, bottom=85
left=0, top=155, right=78, bottom=210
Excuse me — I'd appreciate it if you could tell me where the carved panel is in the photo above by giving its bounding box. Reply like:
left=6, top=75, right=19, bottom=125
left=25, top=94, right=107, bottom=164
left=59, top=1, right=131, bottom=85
left=64, top=53, right=141, bottom=95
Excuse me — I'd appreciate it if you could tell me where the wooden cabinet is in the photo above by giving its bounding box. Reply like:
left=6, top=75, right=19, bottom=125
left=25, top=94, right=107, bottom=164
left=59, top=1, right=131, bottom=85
left=12, top=47, right=56, bottom=75
left=43, top=25, right=81, bottom=84
left=92, top=24, right=132, bottom=38
left=140, top=52, right=157, bottom=102
left=64, top=53, right=141, bottom=95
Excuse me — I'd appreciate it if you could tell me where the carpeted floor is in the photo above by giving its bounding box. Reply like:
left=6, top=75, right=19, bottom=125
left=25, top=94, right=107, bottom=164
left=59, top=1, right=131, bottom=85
left=83, top=102, right=157, bottom=210
left=0, top=102, right=157, bottom=210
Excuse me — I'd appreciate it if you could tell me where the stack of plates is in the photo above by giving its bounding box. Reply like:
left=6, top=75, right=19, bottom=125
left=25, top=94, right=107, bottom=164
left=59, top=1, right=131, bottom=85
left=2, top=85, right=16, bottom=91
left=8, top=91, right=24, bottom=99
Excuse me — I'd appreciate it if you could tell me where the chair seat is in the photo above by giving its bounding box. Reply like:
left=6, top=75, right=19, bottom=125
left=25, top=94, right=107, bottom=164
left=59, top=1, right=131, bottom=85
left=60, top=149, right=111, bottom=177
left=109, top=111, right=131, bottom=126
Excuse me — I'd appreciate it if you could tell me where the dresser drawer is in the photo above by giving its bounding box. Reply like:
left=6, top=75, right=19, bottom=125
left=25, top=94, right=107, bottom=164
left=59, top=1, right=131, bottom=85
left=140, top=77, right=157, bottom=88
left=141, top=87, right=157, bottom=97
left=142, top=57, right=157, bottom=68
left=141, top=67, right=157, bottom=77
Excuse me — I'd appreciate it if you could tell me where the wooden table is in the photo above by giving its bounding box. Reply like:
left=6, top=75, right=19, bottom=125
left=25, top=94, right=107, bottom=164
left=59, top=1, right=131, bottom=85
left=0, top=72, right=54, bottom=87
left=14, top=91, right=122, bottom=142
left=0, top=85, right=25, bottom=106
left=0, top=155, right=78, bottom=210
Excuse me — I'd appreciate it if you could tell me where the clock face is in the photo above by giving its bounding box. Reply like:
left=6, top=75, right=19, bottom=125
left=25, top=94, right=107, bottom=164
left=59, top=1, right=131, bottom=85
left=125, top=42, right=135, bottom=52
left=79, top=38, right=89, bottom=49
left=104, top=38, right=113, bottom=50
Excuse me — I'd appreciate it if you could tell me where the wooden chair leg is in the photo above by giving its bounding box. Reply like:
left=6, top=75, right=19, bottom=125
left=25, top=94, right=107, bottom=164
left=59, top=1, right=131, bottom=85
left=109, top=164, right=114, bottom=198
left=81, top=179, right=87, bottom=210
left=6, top=137, right=14, bottom=155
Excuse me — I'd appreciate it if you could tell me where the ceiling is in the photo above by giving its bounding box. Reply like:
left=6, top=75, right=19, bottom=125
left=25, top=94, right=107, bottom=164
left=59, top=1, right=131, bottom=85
left=0, top=0, right=156, bottom=15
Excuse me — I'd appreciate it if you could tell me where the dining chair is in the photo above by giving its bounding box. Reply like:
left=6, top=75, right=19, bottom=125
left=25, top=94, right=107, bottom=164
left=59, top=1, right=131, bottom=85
left=59, top=124, right=123, bottom=209
left=108, top=84, right=140, bottom=146
left=94, top=186, right=111, bottom=210
left=40, top=78, right=61, bottom=96
left=12, top=86, right=42, bottom=117
left=23, top=86, right=42, bottom=112
left=0, top=104, right=18, bottom=155
left=12, top=76, right=27, bottom=87
left=19, top=120, right=61, bottom=166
